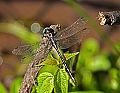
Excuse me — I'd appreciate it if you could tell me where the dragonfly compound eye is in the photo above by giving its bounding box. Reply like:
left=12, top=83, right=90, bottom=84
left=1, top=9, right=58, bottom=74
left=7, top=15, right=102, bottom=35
left=50, top=24, right=61, bottom=31
left=43, top=28, right=49, bottom=34
left=47, top=28, right=56, bottom=36
left=56, top=24, right=61, bottom=30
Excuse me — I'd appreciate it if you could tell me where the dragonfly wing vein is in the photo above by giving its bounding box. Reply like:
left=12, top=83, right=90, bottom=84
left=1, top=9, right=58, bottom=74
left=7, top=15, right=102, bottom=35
left=57, top=28, right=89, bottom=49
left=54, top=18, right=87, bottom=40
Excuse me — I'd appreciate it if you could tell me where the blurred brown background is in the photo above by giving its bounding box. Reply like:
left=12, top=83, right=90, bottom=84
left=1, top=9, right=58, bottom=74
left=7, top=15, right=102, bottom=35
left=0, top=0, right=120, bottom=89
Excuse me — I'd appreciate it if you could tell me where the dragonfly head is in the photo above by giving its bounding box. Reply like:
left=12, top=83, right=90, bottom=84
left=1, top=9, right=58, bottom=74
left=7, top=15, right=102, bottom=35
left=43, top=24, right=61, bottom=37
left=50, top=24, right=61, bottom=32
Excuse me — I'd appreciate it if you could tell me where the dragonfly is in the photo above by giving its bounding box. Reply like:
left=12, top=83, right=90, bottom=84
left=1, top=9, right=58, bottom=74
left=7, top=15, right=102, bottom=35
left=12, top=18, right=89, bottom=87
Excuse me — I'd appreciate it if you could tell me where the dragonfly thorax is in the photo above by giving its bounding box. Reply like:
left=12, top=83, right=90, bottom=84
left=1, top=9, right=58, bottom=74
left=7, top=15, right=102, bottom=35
left=43, top=27, right=56, bottom=36
left=43, top=24, right=61, bottom=37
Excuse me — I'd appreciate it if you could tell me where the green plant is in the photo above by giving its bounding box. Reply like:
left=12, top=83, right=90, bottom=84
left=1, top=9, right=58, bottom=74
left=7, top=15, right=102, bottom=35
left=35, top=52, right=79, bottom=93
left=0, top=82, right=8, bottom=93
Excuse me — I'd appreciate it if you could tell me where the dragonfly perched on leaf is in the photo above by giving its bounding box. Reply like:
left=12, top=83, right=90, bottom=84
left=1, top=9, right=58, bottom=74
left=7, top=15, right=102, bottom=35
left=12, top=17, right=89, bottom=92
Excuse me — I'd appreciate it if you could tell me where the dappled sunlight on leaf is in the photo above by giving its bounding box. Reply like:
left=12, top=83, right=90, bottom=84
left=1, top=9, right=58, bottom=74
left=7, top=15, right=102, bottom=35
left=37, top=72, right=54, bottom=93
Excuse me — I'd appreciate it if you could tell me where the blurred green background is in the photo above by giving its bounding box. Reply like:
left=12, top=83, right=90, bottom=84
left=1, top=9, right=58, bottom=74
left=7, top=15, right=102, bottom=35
left=0, top=0, right=120, bottom=93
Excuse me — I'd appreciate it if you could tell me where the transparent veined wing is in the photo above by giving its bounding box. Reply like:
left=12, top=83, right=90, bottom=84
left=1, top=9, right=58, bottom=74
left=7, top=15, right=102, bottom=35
left=54, top=18, right=89, bottom=49
left=12, top=42, right=40, bottom=63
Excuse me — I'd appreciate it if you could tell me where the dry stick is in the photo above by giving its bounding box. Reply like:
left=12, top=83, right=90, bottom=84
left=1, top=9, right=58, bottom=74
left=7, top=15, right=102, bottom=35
left=98, top=11, right=120, bottom=25
left=97, top=11, right=120, bottom=55
left=19, top=37, right=52, bottom=93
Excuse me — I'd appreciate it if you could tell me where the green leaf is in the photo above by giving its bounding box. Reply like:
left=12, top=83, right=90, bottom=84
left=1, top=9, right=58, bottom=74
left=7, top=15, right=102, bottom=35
left=69, top=91, right=104, bottom=93
left=64, top=52, right=79, bottom=60
left=37, top=54, right=59, bottom=66
left=54, top=69, right=69, bottom=93
left=39, top=52, right=79, bottom=66
left=81, top=38, right=99, bottom=56
left=37, top=72, right=54, bottom=93
left=39, top=65, right=59, bottom=75
left=31, top=86, right=37, bottom=93
left=89, top=54, right=111, bottom=71
left=116, top=56, right=120, bottom=69
left=0, top=82, right=8, bottom=93
left=10, top=77, right=22, bottom=93
left=115, top=42, right=120, bottom=53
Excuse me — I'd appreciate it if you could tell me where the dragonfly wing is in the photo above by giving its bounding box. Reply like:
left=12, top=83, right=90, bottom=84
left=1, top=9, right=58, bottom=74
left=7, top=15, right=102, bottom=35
left=12, top=45, right=33, bottom=55
left=54, top=18, right=87, bottom=40
left=20, top=44, right=51, bottom=64
left=12, top=42, right=40, bottom=64
left=54, top=18, right=89, bottom=49
left=21, top=55, right=33, bottom=64
left=12, top=42, right=40, bottom=55
left=56, top=28, right=89, bottom=49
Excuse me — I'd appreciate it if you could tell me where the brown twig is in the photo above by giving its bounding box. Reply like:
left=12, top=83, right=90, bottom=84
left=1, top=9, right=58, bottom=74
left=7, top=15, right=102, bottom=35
left=98, top=11, right=120, bottom=25
left=19, top=37, right=52, bottom=93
